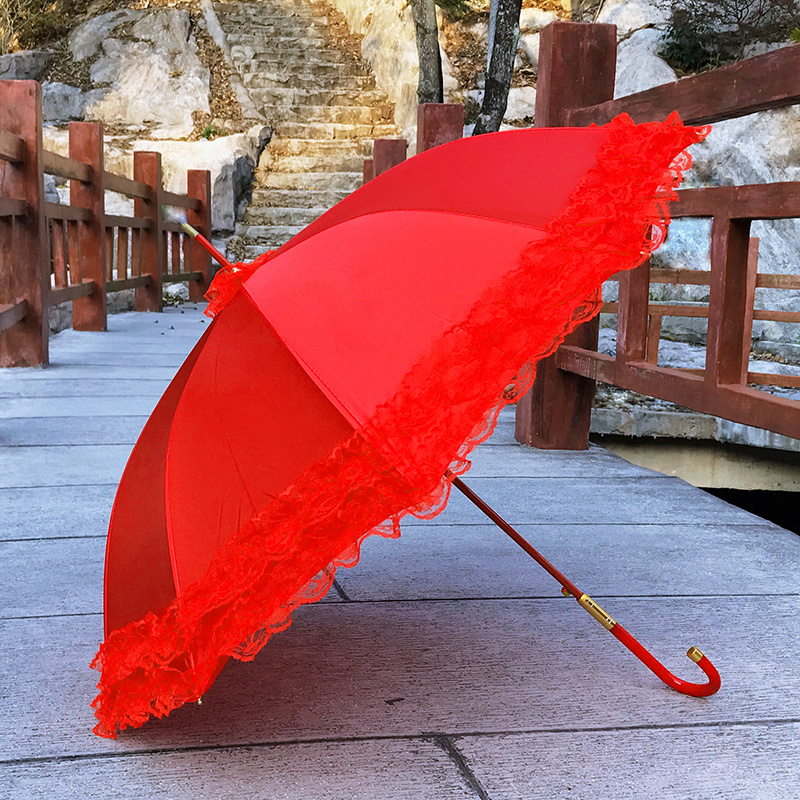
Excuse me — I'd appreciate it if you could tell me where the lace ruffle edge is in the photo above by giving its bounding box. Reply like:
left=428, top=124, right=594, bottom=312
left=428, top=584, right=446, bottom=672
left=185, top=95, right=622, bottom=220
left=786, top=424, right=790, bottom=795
left=91, top=112, right=708, bottom=738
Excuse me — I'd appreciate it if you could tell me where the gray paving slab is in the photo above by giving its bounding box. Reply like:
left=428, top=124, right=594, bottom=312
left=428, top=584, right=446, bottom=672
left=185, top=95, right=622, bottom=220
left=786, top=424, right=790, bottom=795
left=0, top=378, right=170, bottom=399
left=456, top=723, right=800, bottom=800
left=0, top=444, right=132, bottom=488
left=0, top=363, right=185, bottom=380
left=2, top=596, right=798, bottom=761
left=1, top=738, right=476, bottom=800
left=0, top=396, right=159, bottom=418
left=337, top=521, right=800, bottom=600
left=0, top=485, right=116, bottom=540
left=0, top=537, right=104, bottom=617
left=0, top=536, right=340, bottom=618
left=0, top=417, right=146, bottom=447
left=10, top=520, right=796, bottom=621
left=466, top=443, right=657, bottom=477
left=407, top=475, right=764, bottom=527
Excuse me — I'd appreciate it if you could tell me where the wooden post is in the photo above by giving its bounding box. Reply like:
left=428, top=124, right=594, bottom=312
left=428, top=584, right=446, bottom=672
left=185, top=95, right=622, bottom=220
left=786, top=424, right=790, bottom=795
left=617, top=260, right=651, bottom=363
left=416, top=103, right=464, bottom=153
left=133, top=151, right=163, bottom=312
left=186, top=169, right=212, bottom=302
left=373, top=139, right=407, bottom=176
left=514, top=21, right=617, bottom=449
left=69, top=122, right=107, bottom=331
left=706, top=216, right=754, bottom=386
left=362, top=158, right=374, bottom=185
left=0, top=80, right=48, bottom=367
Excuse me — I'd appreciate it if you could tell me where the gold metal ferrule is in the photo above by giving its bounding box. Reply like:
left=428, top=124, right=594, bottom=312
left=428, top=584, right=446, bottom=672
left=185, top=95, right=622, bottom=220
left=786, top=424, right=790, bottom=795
left=578, top=594, right=616, bottom=631
left=181, top=222, right=199, bottom=238
left=686, top=646, right=704, bottom=663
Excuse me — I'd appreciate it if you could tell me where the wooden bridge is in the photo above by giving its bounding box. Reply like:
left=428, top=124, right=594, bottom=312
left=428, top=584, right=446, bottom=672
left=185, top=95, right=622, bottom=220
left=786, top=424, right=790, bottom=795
left=2, top=18, right=800, bottom=799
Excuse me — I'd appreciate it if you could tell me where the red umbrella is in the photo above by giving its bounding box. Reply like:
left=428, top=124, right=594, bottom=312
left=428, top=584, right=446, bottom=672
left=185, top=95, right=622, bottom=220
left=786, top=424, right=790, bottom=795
left=91, top=113, right=718, bottom=739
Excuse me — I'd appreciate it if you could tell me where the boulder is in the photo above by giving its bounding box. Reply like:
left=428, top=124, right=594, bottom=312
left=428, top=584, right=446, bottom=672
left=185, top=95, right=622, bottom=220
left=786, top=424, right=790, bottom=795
left=504, top=86, right=536, bottom=122
left=0, top=50, right=50, bottom=80
left=131, top=126, right=272, bottom=232
left=41, top=82, right=107, bottom=124
left=68, top=10, right=145, bottom=61
left=614, top=27, right=677, bottom=97
left=84, top=9, right=210, bottom=139
left=596, top=0, right=668, bottom=35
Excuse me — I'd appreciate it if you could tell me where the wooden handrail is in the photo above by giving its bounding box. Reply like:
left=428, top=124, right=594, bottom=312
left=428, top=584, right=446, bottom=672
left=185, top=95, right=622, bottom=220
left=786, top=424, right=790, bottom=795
left=0, top=129, right=25, bottom=163
left=602, top=301, right=800, bottom=324
left=568, top=44, right=800, bottom=127
left=45, top=202, right=91, bottom=222
left=162, top=190, right=202, bottom=211
left=104, top=171, right=153, bottom=200
left=104, top=214, right=152, bottom=230
left=675, top=183, right=800, bottom=219
left=0, top=198, right=27, bottom=218
left=41, top=149, right=92, bottom=183
left=0, top=300, right=28, bottom=333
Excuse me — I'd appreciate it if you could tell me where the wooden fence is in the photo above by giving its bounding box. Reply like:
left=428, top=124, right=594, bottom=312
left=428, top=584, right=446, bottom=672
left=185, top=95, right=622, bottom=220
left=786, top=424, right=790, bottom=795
left=368, top=26, right=800, bottom=446
left=0, top=80, right=212, bottom=367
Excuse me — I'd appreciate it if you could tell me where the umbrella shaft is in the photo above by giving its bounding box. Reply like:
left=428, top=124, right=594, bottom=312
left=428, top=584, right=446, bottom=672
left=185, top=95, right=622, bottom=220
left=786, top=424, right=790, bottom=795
left=450, top=476, right=582, bottom=598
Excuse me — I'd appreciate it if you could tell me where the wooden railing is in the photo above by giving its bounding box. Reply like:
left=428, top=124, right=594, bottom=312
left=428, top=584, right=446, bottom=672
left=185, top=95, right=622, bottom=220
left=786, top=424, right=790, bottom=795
left=0, top=80, right=212, bottom=367
left=367, top=33, right=800, bottom=447
left=515, top=22, right=800, bottom=447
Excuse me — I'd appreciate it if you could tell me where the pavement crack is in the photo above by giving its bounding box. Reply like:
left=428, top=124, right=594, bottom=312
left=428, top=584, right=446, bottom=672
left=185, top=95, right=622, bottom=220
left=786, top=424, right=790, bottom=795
left=431, top=734, right=491, bottom=800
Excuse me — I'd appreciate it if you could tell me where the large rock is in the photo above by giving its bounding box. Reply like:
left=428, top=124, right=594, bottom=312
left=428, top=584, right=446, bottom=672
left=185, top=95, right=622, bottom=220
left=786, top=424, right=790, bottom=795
left=614, top=27, right=677, bottom=97
left=132, top=126, right=272, bottom=232
left=68, top=9, right=144, bottom=60
left=0, top=50, right=50, bottom=80
left=65, top=8, right=210, bottom=139
left=596, top=0, right=668, bottom=35
left=504, top=86, right=536, bottom=122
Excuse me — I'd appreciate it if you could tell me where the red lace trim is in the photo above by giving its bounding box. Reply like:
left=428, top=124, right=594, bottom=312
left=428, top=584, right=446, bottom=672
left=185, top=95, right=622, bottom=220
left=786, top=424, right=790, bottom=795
left=91, top=113, right=708, bottom=737
left=204, top=250, right=276, bottom=318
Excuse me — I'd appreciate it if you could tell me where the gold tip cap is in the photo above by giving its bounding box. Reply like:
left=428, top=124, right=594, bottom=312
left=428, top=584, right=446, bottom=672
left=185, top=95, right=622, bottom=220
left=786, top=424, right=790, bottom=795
left=181, top=222, right=199, bottom=237
left=687, top=646, right=704, bottom=663
left=561, top=587, right=571, bottom=598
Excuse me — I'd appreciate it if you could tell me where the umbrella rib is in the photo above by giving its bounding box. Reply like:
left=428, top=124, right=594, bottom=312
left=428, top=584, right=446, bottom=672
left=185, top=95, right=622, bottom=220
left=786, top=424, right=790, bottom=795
left=450, top=476, right=721, bottom=698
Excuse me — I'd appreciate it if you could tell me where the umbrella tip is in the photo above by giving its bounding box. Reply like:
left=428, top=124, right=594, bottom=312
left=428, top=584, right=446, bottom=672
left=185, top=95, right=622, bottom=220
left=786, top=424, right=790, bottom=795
left=182, top=222, right=199, bottom=238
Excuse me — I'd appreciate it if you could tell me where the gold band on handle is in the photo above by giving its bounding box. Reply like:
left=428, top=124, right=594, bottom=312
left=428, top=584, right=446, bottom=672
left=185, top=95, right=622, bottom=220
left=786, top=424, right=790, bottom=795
left=578, top=594, right=616, bottom=631
left=686, top=646, right=704, bottom=663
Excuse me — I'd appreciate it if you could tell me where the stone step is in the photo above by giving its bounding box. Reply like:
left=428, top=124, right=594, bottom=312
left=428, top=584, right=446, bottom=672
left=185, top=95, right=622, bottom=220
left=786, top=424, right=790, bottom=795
left=235, top=224, right=305, bottom=246
left=257, top=170, right=363, bottom=191
left=243, top=72, right=376, bottom=91
left=242, top=205, right=328, bottom=226
left=231, top=49, right=359, bottom=66
left=264, top=104, right=394, bottom=125
left=225, top=32, right=329, bottom=47
left=259, top=150, right=366, bottom=173
left=217, top=4, right=330, bottom=21
left=232, top=43, right=360, bottom=59
left=248, top=87, right=389, bottom=107
left=218, top=16, right=330, bottom=30
left=243, top=243, right=285, bottom=260
left=237, top=59, right=368, bottom=76
left=268, top=138, right=371, bottom=157
left=250, top=187, right=352, bottom=208
left=272, top=120, right=398, bottom=140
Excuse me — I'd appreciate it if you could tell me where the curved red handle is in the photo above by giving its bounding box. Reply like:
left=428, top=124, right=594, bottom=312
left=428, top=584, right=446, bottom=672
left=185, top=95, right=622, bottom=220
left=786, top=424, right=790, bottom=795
left=611, top=623, right=721, bottom=697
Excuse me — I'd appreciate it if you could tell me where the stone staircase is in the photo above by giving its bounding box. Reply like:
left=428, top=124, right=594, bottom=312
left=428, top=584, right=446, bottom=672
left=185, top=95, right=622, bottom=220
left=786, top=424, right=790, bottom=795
left=214, top=0, right=400, bottom=260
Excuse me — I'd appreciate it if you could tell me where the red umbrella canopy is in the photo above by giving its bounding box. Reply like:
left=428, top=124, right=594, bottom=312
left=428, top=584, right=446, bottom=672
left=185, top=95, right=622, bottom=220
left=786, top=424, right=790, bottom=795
left=92, top=114, right=707, bottom=737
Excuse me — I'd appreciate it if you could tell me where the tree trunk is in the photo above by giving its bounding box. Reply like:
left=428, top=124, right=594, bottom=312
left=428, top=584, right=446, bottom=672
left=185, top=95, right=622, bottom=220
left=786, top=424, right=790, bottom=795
left=411, top=0, right=443, bottom=105
left=472, top=0, right=522, bottom=136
